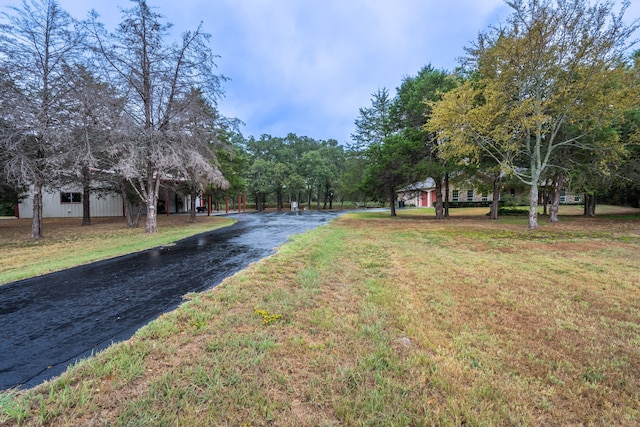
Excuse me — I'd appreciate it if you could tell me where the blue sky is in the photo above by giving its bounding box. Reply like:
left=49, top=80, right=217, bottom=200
left=2, top=0, right=639, bottom=144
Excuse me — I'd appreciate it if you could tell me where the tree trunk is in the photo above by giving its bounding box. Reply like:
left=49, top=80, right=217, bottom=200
left=146, top=197, right=158, bottom=233
left=133, top=204, right=142, bottom=227
left=584, top=193, right=596, bottom=217
left=82, top=165, right=91, bottom=226
left=120, top=179, right=140, bottom=227
left=276, top=188, right=283, bottom=211
left=255, top=193, right=263, bottom=212
left=549, top=173, right=564, bottom=223
left=528, top=184, right=539, bottom=229
left=490, top=174, right=500, bottom=220
left=31, top=176, right=43, bottom=239
left=549, top=191, right=559, bottom=222
left=389, top=186, right=397, bottom=217
left=145, top=170, right=162, bottom=234
left=434, top=177, right=444, bottom=219
left=189, top=188, right=197, bottom=223
left=444, top=172, right=450, bottom=217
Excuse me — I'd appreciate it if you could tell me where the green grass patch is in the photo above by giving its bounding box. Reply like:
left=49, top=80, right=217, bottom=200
left=0, top=216, right=235, bottom=285
left=2, top=209, right=640, bottom=425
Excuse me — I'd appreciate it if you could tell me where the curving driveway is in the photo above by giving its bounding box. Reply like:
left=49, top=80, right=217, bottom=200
left=0, top=211, right=342, bottom=391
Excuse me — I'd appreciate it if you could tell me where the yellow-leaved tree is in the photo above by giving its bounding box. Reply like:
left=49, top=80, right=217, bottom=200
left=429, top=0, right=638, bottom=228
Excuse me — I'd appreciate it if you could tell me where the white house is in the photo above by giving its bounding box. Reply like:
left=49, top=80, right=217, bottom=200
left=16, top=185, right=193, bottom=218
left=398, top=178, right=437, bottom=207
left=17, top=187, right=124, bottom=218
left=398, top=179, right=582, bottom=208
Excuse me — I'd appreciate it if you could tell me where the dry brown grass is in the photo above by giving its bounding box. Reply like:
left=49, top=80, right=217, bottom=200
left=1, top=207, right=639, bottom=426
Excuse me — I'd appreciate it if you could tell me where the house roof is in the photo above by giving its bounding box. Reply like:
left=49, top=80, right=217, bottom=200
left=399, top=178, right=435, bottom=192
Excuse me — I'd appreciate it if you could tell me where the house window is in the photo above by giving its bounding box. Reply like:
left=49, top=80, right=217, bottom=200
left=574, top=193, right=581, bottom=203
left=482, top=193, right=488, bottom=202
left=452, top=190, right=459, bottom=202
left=467, top=190, right=474, bottom=201
left=560, top=189, right=566, bottom=203
left=60, top=192, right=82, bottom=204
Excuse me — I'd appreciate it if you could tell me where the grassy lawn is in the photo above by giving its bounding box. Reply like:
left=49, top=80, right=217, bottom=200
left=0, top=215, right=236, bottom=285
left=1, top=206, right=639, bottom=426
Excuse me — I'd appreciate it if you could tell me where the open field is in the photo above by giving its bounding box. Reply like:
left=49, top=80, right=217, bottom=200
left=1, top=206, right=640, bottom=426
left=0, top=215, right=235, bottom=285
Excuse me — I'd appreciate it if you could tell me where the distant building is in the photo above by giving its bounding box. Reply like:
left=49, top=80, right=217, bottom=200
left=398, top=179, right=581, bottom=208
left=16, top=185, right=192, bottom=218
left=17, top=187, right=123, bottom=218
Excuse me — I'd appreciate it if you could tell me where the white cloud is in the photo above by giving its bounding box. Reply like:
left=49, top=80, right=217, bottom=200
left=2, top=0, right=637, bottom=144
left=211, top=0, right=511, bottom=142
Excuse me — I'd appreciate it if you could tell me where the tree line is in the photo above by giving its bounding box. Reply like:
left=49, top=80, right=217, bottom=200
left=352, top=0, right=640, bottom=228
left=2, top=0, right=639, bottom=238
left=0, top=0, right=367, bottom=239
left=0, top=0, right=230, bottom=238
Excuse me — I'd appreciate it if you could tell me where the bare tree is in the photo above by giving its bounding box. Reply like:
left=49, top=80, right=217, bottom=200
left=173, top=89, right=229, bottom=222
left=0, top=0, right=83, bottom=238
left=86, top=0, right=226, bottom=233
left=57, top=65, right=129, bottom=226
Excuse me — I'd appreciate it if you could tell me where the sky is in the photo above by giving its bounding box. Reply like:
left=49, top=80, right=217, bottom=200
left=1, top=0, right=639, bottom=144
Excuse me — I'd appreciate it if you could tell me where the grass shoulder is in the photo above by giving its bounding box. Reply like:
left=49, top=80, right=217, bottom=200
left=1, top=208, right=639, bottom=425
left=0, top=215, right=236, bottom=286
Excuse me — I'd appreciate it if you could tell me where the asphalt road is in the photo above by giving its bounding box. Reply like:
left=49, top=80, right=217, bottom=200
left=0, top=210, right=341, bottom=391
